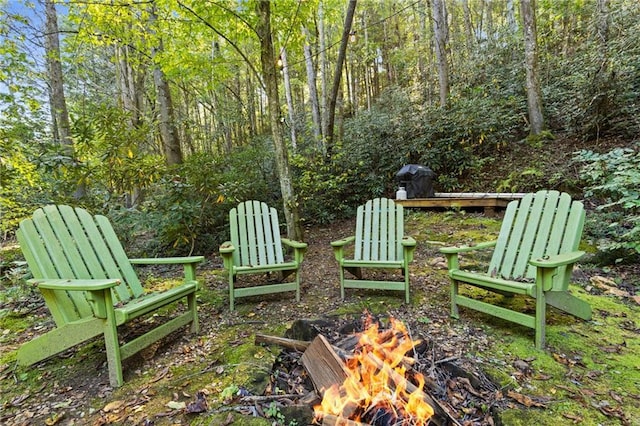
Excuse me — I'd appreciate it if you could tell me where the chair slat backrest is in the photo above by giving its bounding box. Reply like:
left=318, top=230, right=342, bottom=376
left=229, top=201, right=284, bottom=267
left=354, top=198, right=404, bottom=262
left=17, top=205, right=143, bottom=326
left=488, top=191, right=585, bottom=285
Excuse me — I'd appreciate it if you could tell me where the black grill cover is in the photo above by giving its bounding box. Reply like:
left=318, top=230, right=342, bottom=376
left=395, top=164, right=435, bottom=198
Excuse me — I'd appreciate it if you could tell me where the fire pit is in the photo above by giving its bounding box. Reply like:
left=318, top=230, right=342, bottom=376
left=255, top=313, right=507, bottom=425
left=312, top=317, right=434, bottom=425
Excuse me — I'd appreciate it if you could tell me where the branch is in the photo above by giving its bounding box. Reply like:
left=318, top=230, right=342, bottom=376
left=176, top=0, right=264, bottom=90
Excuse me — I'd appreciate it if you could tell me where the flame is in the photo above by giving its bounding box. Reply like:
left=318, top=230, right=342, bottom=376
left=315, top=317, right=434, bottom=425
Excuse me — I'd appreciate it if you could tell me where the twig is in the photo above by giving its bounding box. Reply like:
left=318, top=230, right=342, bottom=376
left=240, top=394, right=301, bottom=403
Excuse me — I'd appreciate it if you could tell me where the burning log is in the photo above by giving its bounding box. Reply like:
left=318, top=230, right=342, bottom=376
left=302, top=335, right=359, bottom=419
left=321, top=413, right=371, bottom=425
left=303, top=317, right=459, bottom=426
left=301, top=335, right=350, bottom=396
left=256, top=315, right=506, bottom=425
left=364, top=353, right=457, bottom=426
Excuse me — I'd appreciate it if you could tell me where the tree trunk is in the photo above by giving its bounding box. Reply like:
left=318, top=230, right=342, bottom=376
left=521, top=0, right=545, bottom=135
left=280, top=47, right=298, bottom=151
left=586, top=0, right=611, bottom=139
left=246, top=75, right=257, bottom=137
left=44, top=0, right=72, bottom=148
left=116, top=44, right=144, bottom=128
left=302, top=26, right=323, bottom=152
left=432, top=0, right=449, bottom=108
left=506, top=0, right=519, bottom=34
left=44, top=0, right=86, bottom=198
left=255, top=0, right=303, bottom=241
left=149, top=4, right=183, bottom=165
left=318, top=0, right=329, bottom=151
left=116, top=43, right=146, bottom=207
left=417, top=0, right=432, bottom=104
left=325, top=0, right=357, bottom=157
left=461, top=0, right=474, bottom=51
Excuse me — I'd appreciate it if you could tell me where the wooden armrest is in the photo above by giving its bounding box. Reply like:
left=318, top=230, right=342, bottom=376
left=219, top=242, right=235, bottom=254
left=529, top=251, right=585, bottom=268
left=330, top=236, right=356, bottom=247
left=28, top=278, right=120, bottom=291
left=281, top=238, right=308, bottom=250
left=401, top=236, right=417, bottom=247
left=129, top=256, right=204, bottom=265
left=440, top=240, right=497, bottom=254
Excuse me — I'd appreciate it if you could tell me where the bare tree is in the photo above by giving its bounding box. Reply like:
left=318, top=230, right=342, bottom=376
left=280, top=47, right=298, bottom=150
left=432, top=0, right=449, bottom=108
left=461, top=0, right=475, bottom=51
left=256, top=0, right=303, bottom=241
left=302, top=25, right=323, bottom=152
left=44, top=0, right=86, bottom=198
left=318, top=1, right=329, bottom=146
left=521, top=0, right=545, bottom=135
left=44, top=0, right=72, bottom=148
left=325, top=0, right=357, bottom=156
left=587, top=0, right=612, bottom=138
left=149, top=4, right=183, bottom=165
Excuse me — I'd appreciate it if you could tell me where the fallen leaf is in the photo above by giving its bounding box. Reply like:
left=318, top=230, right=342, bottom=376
left=562, top=413, right=583, bottom=423
left=586, top=370, right=603, bottom=380
left=166, top=400, right=186, bottom=410
left=600, top=342, right=626, bottom=354
left=186, top=391, right=208, bottom=414
left=429, top=256, right=446, bottom=266
left=150, top=366, right=170, bottom=383
left=10, top=392, right=31, bottom=407
left=552, top=353, right=569, bottom=365
left=534, top=373, right=552, bottom=380
left=597, top=403, right=630, bottom=424
left=513, top=359, right=532, bottom=375
left=610, top=390, right=624, bottom=404
left=606, top=287, right=630, bottom=297
left=507, top=389, right=547, bottom=408
left=103, top=400, right=125, bottom=413
left=590, top=275, right=617, bottom=289
left=222, top=412, right=235, bottom=426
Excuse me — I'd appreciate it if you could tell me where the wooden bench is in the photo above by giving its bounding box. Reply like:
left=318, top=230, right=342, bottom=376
left=396, top=192, right=526, bottom=215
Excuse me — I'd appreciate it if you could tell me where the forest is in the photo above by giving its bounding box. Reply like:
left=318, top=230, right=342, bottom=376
left=1, top=1, right=639, bottom=425
left=0, top=0, right=637, bottom=260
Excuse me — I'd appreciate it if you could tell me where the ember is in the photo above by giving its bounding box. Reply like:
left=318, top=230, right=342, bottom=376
left=314, top=317, right=434, bottom=425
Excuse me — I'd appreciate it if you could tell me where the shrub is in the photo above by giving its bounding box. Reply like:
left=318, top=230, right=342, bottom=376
left=574, top=144, right=640, bottom=263
left=120, top=138, right=281, bottom=256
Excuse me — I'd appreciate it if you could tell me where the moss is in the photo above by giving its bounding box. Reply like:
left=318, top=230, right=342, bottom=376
left=499, top=405, right=609, bottom=426
left=0, top=312, right=33, bottom=348
left=407, top=211, right=502, bottom=246
left=189, top=413, right=271, bottom=425
left=578, top=240, right=599, bottom=254
left=458, top=287, right=640, bottom=425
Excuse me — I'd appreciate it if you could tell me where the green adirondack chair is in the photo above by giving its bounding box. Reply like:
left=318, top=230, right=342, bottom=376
left=220, top=200, right=307, bottom=311
left=331, top=198, right=417, bottom=303
left=16, top=205, right=204, bottom=387
left=440, top=190, right=592, bottom=348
